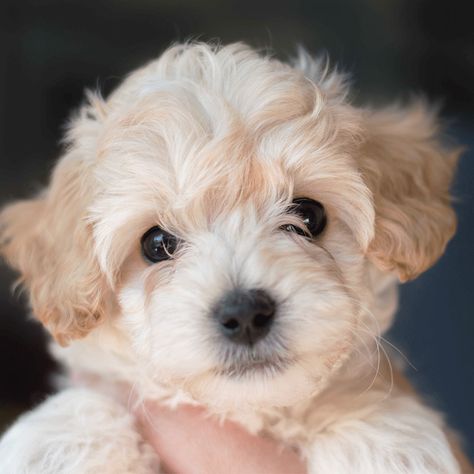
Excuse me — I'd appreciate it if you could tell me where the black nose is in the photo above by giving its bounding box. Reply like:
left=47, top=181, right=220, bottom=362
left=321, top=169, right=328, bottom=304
left=214, top=289, right=276, bottom=345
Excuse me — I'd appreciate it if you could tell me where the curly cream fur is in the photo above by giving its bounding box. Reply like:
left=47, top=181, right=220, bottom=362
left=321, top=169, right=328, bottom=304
left=361, top=103, right=458, bottom=280
left=0, top=42, right=465, bottom=473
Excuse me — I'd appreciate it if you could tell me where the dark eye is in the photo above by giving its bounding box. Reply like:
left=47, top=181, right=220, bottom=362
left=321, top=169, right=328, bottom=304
left=282, top=198, right=327, bottom=238
left=141, top=226, right=179, bottom=263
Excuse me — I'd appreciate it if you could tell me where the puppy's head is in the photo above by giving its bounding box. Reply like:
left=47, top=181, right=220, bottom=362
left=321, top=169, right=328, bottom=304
left=0, top=43, right=458, bottom=408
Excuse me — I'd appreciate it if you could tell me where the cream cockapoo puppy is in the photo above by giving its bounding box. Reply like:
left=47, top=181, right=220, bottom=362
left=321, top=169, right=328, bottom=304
left=0, top=42, right=464, bottom=473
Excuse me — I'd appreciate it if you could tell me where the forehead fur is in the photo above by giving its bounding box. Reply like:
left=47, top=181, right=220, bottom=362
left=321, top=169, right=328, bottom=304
left=71, top=43, right=374, bottom=276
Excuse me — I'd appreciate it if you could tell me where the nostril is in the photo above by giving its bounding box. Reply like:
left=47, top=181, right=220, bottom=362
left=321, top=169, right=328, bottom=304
left=252, top=313, right=273, bottom=328
left=222, top=318, right=239, bottom=330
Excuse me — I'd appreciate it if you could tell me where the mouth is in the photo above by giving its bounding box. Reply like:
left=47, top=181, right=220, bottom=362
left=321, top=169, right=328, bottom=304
left=218, top=354, right=292, bottom=379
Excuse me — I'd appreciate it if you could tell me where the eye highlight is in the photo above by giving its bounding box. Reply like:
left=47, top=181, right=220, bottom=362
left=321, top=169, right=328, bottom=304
left=141, top=226, right=179, bottom=263
left=281, top=198, right=327, bottom=238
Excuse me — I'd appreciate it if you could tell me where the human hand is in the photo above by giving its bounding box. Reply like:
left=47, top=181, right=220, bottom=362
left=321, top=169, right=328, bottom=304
left=136, top=403, right=307, bottom=474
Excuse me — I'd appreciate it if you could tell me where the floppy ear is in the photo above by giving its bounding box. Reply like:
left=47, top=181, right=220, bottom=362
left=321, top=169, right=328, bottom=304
left=0, top=153, right=108, bottom=345
left=359, top=102, right=460, bottom=281
left=0, top=99, right=109, bottom=345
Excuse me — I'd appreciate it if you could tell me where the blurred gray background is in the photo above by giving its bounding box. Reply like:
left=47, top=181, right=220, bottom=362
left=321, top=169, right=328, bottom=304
left=0, top=0, right=473, bottom=460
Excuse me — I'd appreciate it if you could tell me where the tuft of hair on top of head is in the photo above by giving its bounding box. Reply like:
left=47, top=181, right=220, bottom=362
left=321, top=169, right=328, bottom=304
left=292, top=47, right=351, bottom=105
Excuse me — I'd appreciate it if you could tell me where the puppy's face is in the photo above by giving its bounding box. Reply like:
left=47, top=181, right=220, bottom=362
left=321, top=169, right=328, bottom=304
left=0, top=44, right=458, bottom=408
left=95, top=93, right=371, bottom=407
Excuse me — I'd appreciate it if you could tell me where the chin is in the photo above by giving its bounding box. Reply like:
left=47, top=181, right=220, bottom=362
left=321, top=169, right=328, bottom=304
left=187, top=351, right=351, bottom=410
